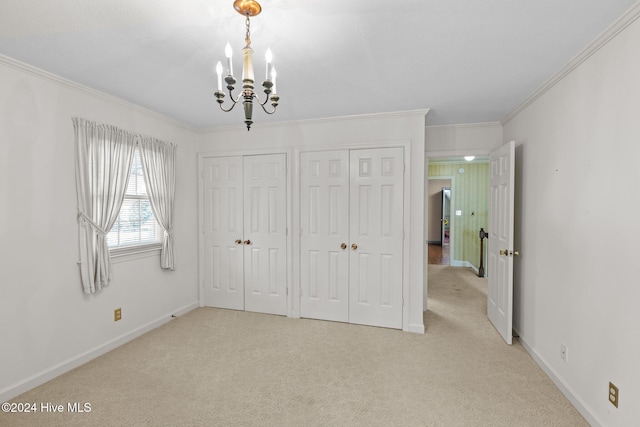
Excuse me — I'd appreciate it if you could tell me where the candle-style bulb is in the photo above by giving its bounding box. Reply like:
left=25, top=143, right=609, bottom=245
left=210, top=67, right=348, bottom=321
left=225, top=42, right=233, bottom=76
left=271, top=66, right=277, bottom=93
left=215, top=61, right=223, bottom=91
left=265, top=48, right=273, bottom=80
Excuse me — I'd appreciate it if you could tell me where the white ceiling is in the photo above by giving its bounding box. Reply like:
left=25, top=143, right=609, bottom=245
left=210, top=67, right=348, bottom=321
left=0, top=0, right=637, bottom=129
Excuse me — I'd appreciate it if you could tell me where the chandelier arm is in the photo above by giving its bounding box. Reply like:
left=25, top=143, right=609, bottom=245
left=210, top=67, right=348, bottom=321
left=215, top=88, right=243, bottom=112
left=254, top=91, right=268, bottom=107
left=218, top=100, right=238, bottom=113
left=229, top=87, right=245, bottom=104
left=253, top=93, right=277, bottom=114
left=258, top=101, right=277, bottom=115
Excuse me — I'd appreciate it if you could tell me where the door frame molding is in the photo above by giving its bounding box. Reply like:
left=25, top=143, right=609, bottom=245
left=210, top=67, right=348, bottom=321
left=293, top=140, right=412, bottom=331
left=197, top=148, right=293, bottom=315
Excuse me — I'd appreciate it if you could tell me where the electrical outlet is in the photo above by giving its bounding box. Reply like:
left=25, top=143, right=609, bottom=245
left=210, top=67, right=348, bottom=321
left=560, top=343, right=568, bottom=362
left=609, top=382, right=619, bottom=408
left=114, top=308, right=122, bottom=322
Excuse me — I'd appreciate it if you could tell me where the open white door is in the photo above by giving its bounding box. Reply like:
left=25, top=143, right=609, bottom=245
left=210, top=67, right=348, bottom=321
left=488, top=141, right=516, bottom=344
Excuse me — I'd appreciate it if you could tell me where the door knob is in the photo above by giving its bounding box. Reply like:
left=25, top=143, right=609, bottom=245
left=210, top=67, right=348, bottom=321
left=351, top=243, right=358, bottom=250
left=244, top=240, right=251, bottom=245
left=500, top=249, right=508, bottom=256
left=235, top=239, right=242, bottom=245
left=511, top=250, right=520, bottom=256
left=340, top=243, right=347, bottom=250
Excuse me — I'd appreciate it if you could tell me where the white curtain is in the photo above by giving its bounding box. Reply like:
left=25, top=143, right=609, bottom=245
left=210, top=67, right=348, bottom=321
left=73, top=118, right=136, bottom=293
left=138, top=136, right=177, bottom=270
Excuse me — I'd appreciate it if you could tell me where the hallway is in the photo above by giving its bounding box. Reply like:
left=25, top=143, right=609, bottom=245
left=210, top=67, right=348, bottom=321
left=428, top=243, right=450, bottom=265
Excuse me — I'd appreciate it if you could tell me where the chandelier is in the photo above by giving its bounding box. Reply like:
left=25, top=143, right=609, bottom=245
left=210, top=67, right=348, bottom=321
left=214, top=0, right=279, bottom=131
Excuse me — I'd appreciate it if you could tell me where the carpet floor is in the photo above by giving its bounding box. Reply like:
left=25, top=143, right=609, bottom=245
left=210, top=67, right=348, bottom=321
left=1, top=266, right=587, bottom=426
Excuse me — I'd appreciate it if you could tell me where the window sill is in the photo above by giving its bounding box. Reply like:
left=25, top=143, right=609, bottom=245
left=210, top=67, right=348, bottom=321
left=109, top=243, right=162, bottom=264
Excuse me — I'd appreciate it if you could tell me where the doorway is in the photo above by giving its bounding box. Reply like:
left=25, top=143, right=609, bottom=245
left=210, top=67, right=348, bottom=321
left=427, top=178, right=452, bottom=265
left=441, top=187, right=451, bottom=245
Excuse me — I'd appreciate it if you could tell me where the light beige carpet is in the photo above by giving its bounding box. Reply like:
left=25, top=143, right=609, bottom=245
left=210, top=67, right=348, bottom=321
left=1, top=266, right=587, bottom=426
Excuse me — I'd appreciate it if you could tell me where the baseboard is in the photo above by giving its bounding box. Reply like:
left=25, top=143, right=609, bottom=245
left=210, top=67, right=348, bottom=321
left=450, top=260, right=480, bottom=274
left=514, top=328, right=603, bottom=427
left=0, top=301, right=199, bottom=403
left=407, top=322, right=425, bottom=334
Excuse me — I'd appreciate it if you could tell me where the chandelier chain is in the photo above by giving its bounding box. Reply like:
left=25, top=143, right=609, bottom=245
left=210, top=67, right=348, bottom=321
left=245, top=15, right=251, bottom=46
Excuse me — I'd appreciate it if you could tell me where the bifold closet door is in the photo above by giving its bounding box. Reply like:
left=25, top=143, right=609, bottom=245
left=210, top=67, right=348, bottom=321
left=349, top=147, right=404, bottom=329
left=202, top=154, right=287, bottom=316
left=299, top=151, right=350, bottom=322
left=243, top=154, right=288, bottom=316
left=202, top=156, right=245, bottom=310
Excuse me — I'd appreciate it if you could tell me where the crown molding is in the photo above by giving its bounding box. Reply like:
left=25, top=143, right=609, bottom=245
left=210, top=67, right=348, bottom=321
left=0, top=53, right=196, bottom=132
left=426, top=121, right=501, bottom=130
left=501, top=0, right=640, bottom=125
left=196, top=108, right=431, bottom=133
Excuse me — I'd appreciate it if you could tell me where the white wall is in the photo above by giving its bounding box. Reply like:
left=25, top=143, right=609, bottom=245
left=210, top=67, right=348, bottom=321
left=502, top=12, right=640, bottom=427
left=425, top=122, right=503, bottom=157
left=197, top=111, right=428, bottom=333
left=0, top=56, right=200, bottom=402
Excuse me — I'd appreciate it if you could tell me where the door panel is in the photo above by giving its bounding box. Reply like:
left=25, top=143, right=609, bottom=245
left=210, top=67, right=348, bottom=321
left=349, top=148, right=404, bottom=329
left=299, top=151, right=350, bottom=322
left=243, top=154, right=288, bottom=316
left=202, top=156, right=245, bottom=310
left=488, top=141, right=515, bottom=344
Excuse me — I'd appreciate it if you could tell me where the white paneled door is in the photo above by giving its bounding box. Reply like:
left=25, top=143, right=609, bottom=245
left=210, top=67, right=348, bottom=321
left=300, top=151, right=350, bottom=322
left=299, top=147, right=404, bottom=329
left=243, top=154, right=288, bottom=316
left=349, top=148, right=404, bottom=329
left=202, top=156, right=244, bottom=310
left=488, top=141, right=515, bottom=344
left=202, top=154, right=287, bottom=316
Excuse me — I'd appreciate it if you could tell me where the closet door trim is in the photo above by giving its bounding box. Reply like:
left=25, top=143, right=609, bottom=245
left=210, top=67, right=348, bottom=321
left=293, top=140, right=412, bottom=331
left=198, top=149, right=293, bottom=317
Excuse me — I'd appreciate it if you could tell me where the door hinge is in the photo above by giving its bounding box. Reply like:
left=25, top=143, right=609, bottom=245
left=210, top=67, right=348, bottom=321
left=286, top=287, right=289, bottom=296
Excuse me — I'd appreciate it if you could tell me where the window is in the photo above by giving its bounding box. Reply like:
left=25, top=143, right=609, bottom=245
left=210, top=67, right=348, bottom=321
left=107, top=148, right=162, bottom=250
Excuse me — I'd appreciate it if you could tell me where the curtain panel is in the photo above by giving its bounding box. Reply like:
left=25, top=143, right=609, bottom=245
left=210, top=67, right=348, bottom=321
left=73, top=118, right=136, bottom=293
left=138, top=136, right=177, bottom=270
